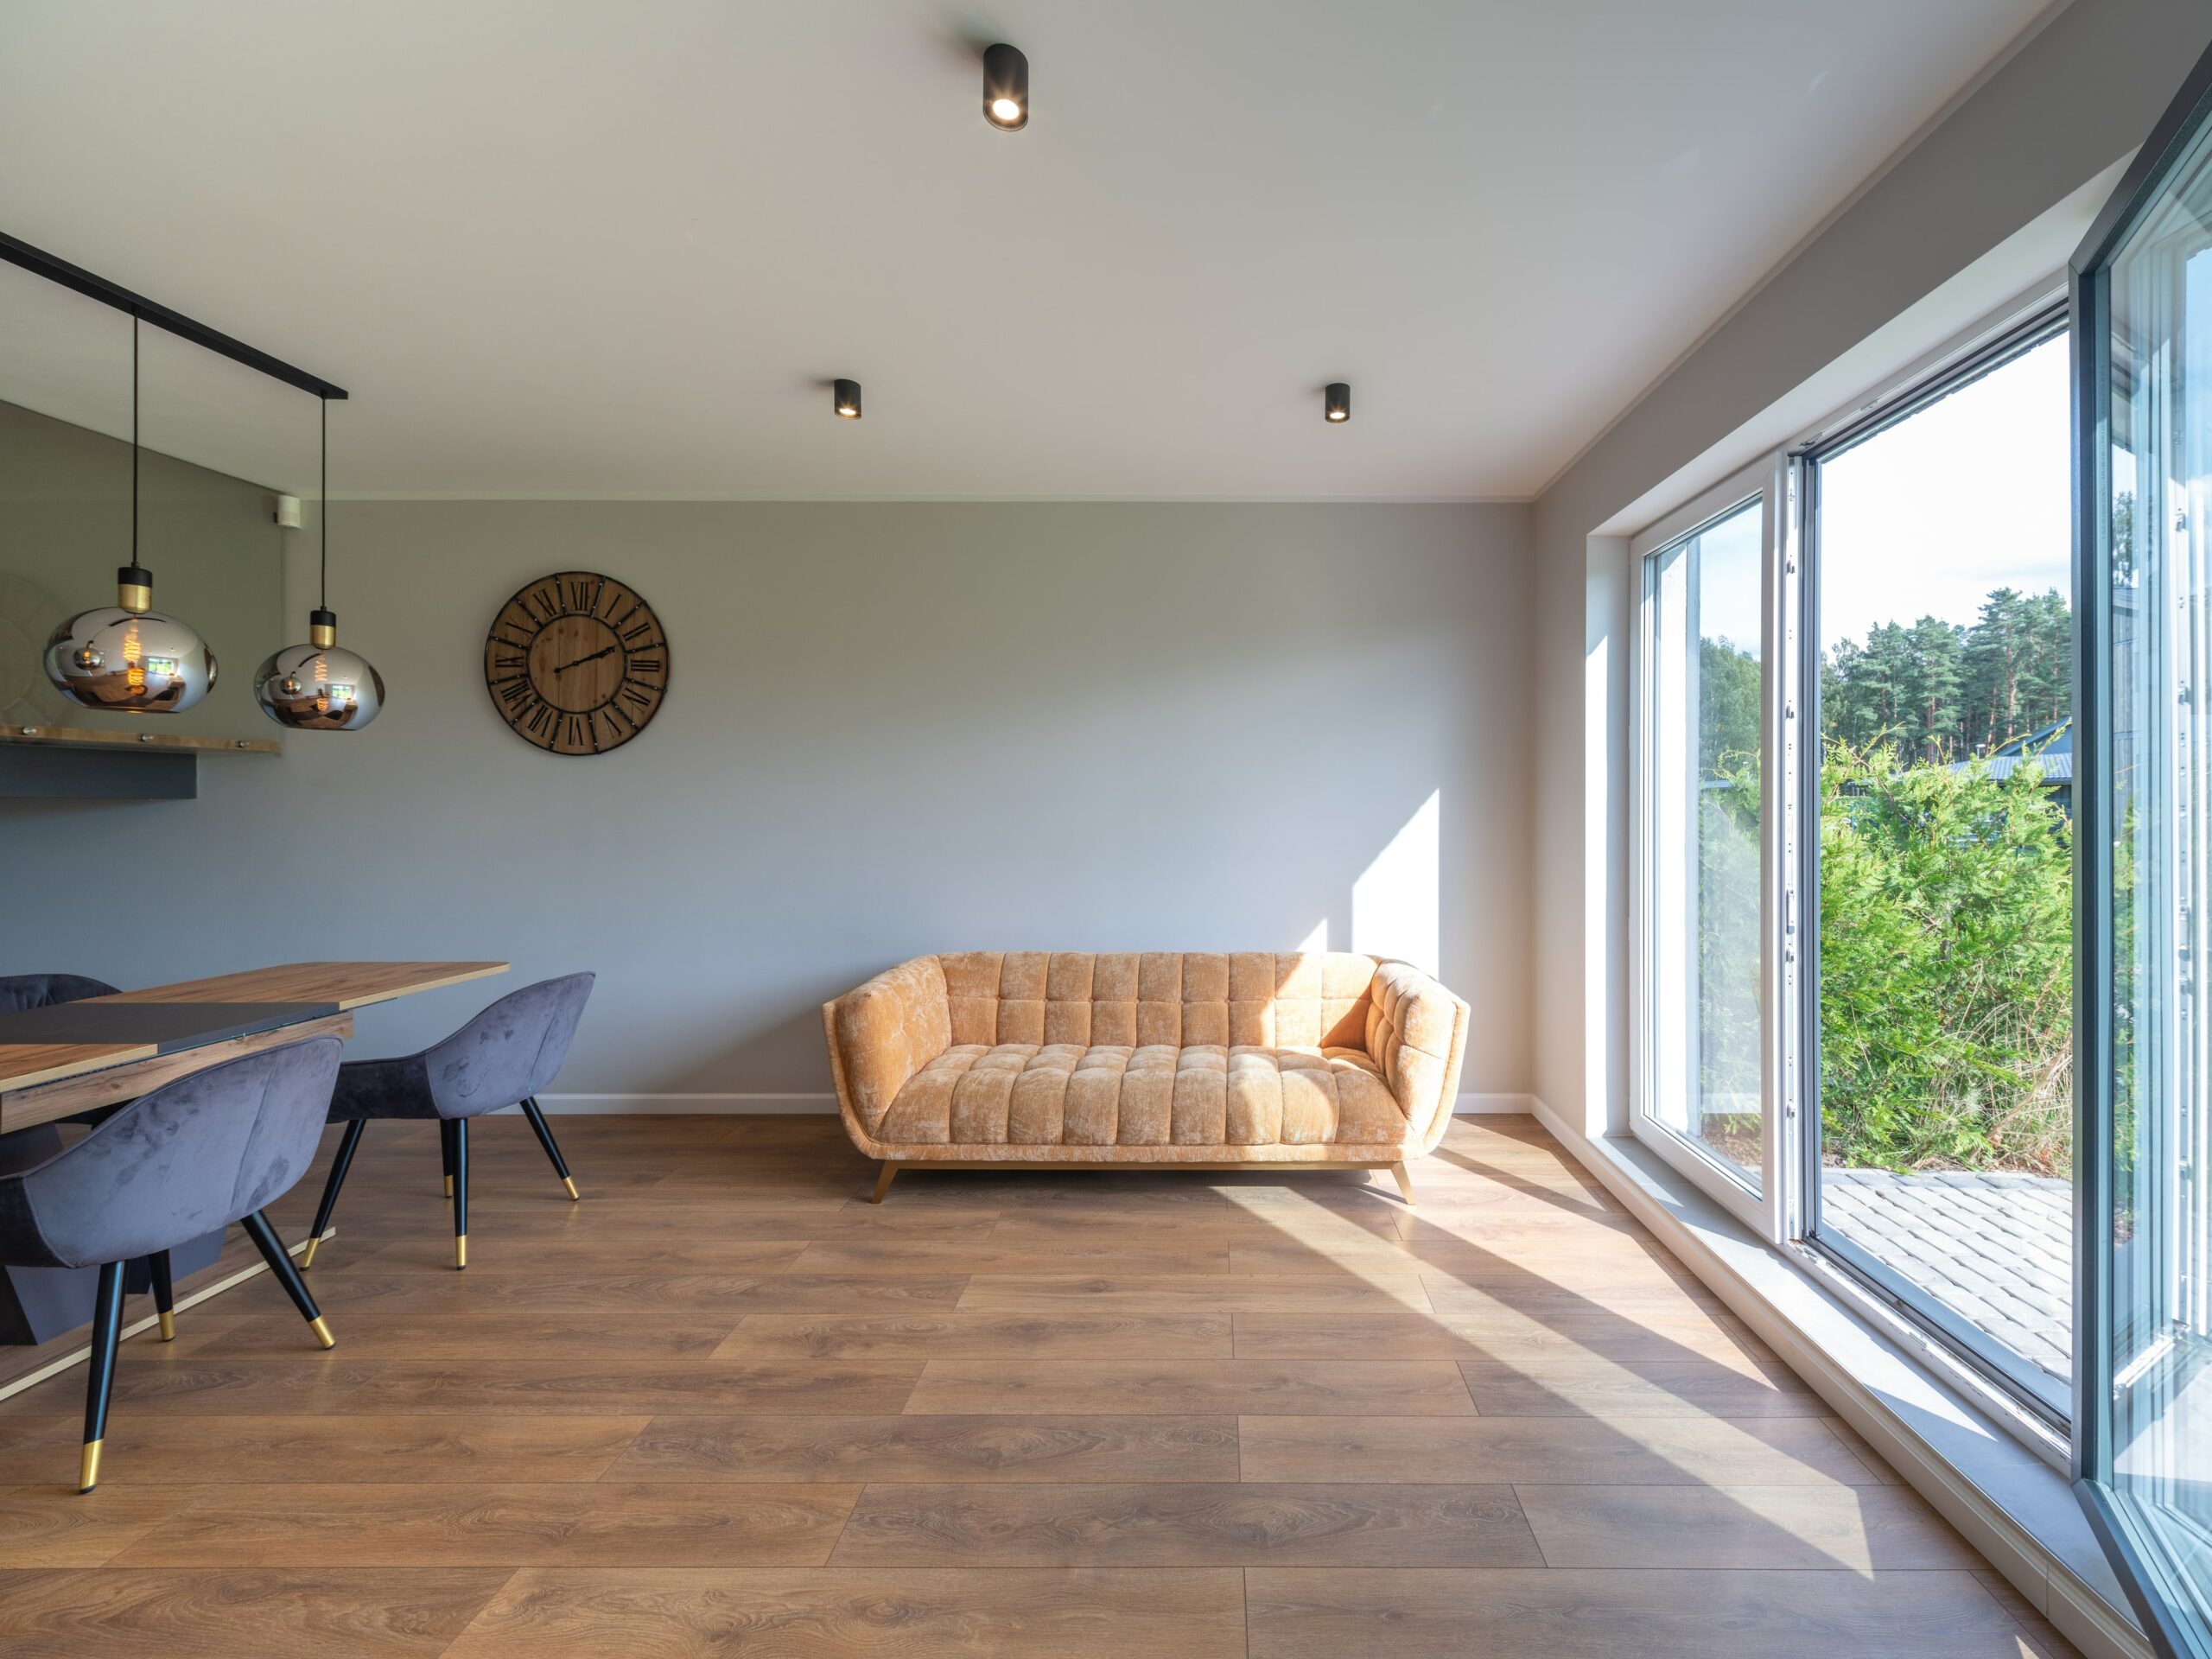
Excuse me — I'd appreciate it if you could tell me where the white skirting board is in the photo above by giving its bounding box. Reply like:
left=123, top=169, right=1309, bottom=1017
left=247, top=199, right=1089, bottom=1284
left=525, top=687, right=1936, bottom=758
left=532, top=1092, right=1541, bottom=1116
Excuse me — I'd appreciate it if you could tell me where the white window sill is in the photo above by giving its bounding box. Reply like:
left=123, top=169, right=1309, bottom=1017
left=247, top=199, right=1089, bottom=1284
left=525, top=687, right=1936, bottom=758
left=1532, top=1102, right=2148, bottom=1659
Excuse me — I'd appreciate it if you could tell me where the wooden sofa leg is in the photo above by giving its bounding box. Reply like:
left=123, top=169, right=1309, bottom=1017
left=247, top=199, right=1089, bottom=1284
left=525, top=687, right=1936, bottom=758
left=870, top=1163, right=899, bottom=1204
left=1389, top=1161, right=1417, bottom=1206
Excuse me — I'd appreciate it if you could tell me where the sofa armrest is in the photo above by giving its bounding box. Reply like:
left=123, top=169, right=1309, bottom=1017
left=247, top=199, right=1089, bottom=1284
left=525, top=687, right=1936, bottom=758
left=823, top=957, right=954, bottom=1140
left=1365, top=961, right=1470, bottom=1154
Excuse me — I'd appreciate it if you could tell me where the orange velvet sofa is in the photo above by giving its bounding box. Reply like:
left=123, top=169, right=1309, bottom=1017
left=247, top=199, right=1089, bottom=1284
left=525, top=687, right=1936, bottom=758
left=822, top=951, right=1469, bottom=1201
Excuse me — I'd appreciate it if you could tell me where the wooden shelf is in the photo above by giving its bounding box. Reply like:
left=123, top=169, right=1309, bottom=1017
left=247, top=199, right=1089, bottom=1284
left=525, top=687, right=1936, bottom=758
left=0, top=721, right=278, bottom=754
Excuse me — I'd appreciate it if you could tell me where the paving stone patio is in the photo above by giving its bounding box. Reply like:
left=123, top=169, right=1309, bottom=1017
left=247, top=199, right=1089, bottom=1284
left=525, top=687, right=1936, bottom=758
left=1822, top=1167, right=2071, bottom=1384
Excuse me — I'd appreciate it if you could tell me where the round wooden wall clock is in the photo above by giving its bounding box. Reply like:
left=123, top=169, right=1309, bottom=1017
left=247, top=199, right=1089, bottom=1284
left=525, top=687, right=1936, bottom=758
left=484, top=571, right=670, bottom=754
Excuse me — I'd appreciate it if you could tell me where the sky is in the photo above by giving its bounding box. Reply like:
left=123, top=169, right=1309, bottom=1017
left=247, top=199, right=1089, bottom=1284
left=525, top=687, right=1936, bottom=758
left=1819, top=333, right=2070, bottom=649
left=1692, top=331, right=2071, bottom=655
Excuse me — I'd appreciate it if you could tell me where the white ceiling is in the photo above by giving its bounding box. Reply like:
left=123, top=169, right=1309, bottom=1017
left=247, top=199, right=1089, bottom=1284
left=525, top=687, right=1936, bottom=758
left=0, top=0, right=2050, bottom=500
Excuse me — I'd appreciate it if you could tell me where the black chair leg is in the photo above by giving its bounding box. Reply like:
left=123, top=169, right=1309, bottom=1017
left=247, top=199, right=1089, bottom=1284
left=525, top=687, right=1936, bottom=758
left=239, top=1210, right=335, bottom=1350
left=302, top=1121, right=364, bottom=1269
left=147, top=1249, right=175, bottom=1341
left=80, top=1261, right=125, bottom=1491
left=441, top=1117, right=457, bottom=1198
left=520, top=1096, right=579, bottom=1200
left=451, top=1117, right=469, bottom=1268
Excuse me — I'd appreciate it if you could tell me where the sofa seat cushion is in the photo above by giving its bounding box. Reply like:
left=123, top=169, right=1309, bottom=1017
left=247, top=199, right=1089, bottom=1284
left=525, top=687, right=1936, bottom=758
left=876, top=1043, right=1407, bottom=1148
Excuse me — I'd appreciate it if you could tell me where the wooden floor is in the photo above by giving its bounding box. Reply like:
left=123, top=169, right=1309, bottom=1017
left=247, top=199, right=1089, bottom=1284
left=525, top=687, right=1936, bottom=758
left=0, top=1114, right=2075, bottom=1656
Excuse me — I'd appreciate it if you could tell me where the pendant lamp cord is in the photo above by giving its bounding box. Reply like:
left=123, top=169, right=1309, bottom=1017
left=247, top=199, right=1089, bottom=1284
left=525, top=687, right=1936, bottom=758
left=130, top=315, right=139, bottom=565
left=319, top=394, right=328, bottom=612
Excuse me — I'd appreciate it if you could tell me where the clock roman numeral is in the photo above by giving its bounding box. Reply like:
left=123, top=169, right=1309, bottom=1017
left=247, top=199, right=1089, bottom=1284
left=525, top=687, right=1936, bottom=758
left=626, top=654, right=663, bottom=677
left=620, top=682, right=654, bottom=711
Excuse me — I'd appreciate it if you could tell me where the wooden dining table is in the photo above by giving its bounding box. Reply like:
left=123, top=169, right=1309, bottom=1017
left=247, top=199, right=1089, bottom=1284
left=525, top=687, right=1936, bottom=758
left=0, top=961, right=509, bottom=1136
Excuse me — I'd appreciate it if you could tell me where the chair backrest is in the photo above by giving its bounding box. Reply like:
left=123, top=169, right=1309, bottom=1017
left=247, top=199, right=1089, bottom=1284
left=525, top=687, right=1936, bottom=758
left=0, top=1036, right=341, bottom=1270
left=424, top=972, right=594, bottom=1117
left=0, top=973, right=119, bottom=1014
left=934, top=952, right=1382, bottom=1051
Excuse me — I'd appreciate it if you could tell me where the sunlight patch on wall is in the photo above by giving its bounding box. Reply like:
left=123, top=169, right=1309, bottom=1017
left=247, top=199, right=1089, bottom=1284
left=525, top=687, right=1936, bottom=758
left=1352, top=791, right=1440, bottom=975
left=1298, top=918, right=1331, bottom=954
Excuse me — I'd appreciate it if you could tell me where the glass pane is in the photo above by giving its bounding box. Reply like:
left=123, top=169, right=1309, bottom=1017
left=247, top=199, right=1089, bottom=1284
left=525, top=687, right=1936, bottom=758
left=1811, top=329, right=2074, bottom=1411
left=2096, top=99, right=2212, bottom=1640
left=1644, top=497, right=1764, bottom=1187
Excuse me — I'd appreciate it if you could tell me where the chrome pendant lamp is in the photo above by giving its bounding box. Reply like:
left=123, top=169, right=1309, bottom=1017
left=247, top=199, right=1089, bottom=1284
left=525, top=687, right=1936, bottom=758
left=43, top=317, right=219, bottom=713
left=254, top=397, right=383, bottom=730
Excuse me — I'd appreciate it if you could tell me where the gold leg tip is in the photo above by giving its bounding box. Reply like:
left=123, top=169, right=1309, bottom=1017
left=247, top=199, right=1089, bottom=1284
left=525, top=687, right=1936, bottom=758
left=308, top=1316, right=336, bottom=1350
left=300, top=1236, right=319, bottom=1269
left=79, top=1440, right=102, bottom=1491
left=443, top=1176, right=454, bottom=1198
left=454, top=1236, right=467, bottom=1269
left=157, top=1310, right=175, bottom=1342
left=563, top=1177, right=580, bottom=1201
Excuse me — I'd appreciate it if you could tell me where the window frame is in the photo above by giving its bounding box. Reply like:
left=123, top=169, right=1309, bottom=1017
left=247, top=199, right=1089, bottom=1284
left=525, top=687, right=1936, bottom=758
left=1788, top=295, right=2075, bottom=1429
left=1630, top=455, right=1793, bottom=1243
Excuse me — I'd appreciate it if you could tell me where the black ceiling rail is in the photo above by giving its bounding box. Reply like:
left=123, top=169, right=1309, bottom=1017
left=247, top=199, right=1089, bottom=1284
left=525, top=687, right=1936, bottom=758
left=0, top=231, right=348, bottom=401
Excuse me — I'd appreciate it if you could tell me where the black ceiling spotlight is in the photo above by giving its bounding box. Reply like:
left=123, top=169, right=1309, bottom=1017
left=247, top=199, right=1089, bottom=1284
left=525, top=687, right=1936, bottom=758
left=984, top=42, right=1028, bottom=130
left=1325, top=383, right=1351, bottom=424
left=833, top=379, right=862, bottom=419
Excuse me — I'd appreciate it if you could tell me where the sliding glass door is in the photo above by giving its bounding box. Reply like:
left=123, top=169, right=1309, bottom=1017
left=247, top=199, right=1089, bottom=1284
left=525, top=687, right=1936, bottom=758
left=1632, top=466, right=1789, bottom=1237
left=1797, top=313, right=2076, bottom=1421
left=2077, top=41, right=2212, bottom=1659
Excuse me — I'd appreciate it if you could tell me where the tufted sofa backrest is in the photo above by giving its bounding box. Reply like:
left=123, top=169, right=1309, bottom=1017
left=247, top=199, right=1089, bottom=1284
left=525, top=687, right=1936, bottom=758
left=938, top=951, right=1379, bottom=1051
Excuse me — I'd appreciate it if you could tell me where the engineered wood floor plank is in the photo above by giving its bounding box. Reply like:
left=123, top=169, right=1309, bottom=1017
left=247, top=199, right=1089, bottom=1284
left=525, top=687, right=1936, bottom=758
left=0, top=1414, right=650, bottom=1484
left=1822, top=1414, right=1908, bottom=1484
left=984, top=1211, right=1406, bottom=1245
left=0, top=1354, right=385, bottom=1420
left=0, top=1567, right=516, bottom=1659
left=721, top=1312, right=1235, bottom=1361
left=828, top=1480, right=1541, bottom=1568
left=438, top=1566, right=1249, bottom=1658
left=345, top=1359, right=923, bottom=1416
left=342, top=1236, right=842, bottom=1274
left=1224, top=1228, right=1657, bottom=1277
left=0, top=1486, right=209, bottom=1567
left=1238, top=1414, right=1888, bottom=1487
left=284, top=1268, right=836, bottom=1313
left=1975, top=1567, right=2083, bottom=1659
left=169, top=1309, right=736, bottom=1362
left=1243, top=1567, right=2069, bottom=1658
left=1457, top=1357, right=1827, bottom=1417
left=789, top=1241, right=1234, bottom=1276
left=905, top=1359, right=1477, bottom=1416
left=955, top=1274, right=1435, bottom=1315
left=111, top=1481, right=861, bottom=1568
left=607, top=1414, right=1241, bottom=1484
left=0, top=1113, right=2051, bottom=1656
left=1231, top=1305, right=1773, bottom=1364
left=1514, top=1482, right=1986, bottom=1570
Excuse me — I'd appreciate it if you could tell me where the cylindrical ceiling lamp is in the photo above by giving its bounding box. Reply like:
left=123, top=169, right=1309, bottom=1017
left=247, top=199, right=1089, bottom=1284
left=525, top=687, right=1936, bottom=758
left=253, top=397, right=385, bottom=730
left=984, top=43, right=1028, bottom=130
left=833, top=378, right=862, bottom=419
left=43, top=316, right=218, bottom=713
left=1325, top=382, right=1351, bottom=423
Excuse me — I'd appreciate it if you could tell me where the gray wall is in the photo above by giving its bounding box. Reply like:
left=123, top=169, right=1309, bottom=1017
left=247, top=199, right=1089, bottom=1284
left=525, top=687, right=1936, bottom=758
left=1529, top=0, right=2212, bottom=1136
left=1, top=499, right=1534, bottom=1103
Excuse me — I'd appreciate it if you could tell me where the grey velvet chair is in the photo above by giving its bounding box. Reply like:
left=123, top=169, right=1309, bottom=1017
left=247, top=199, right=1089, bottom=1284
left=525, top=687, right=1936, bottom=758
left=0, top=973, right=120, bottom=1013
left=304, top=973, right=594, bottom=1270
left=0, top=1036, right=343, bottom=1491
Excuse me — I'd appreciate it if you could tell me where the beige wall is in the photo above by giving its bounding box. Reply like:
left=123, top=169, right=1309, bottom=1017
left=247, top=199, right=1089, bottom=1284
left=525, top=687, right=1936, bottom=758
left=0, top=498, right=1535, bottom=1106
left=1528, top=0, right=2210, bottom=1135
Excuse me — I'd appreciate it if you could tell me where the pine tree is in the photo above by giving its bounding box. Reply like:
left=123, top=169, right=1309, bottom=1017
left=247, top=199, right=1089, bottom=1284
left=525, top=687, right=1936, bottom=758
left=1963, top=588, right=2029, bottom=753
left=1903, top=616, right=1967, bottom=762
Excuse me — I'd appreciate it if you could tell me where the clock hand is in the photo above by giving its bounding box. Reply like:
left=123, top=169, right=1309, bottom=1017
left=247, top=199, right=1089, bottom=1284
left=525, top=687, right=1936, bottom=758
left=550, top=643, right=619, bottom=674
